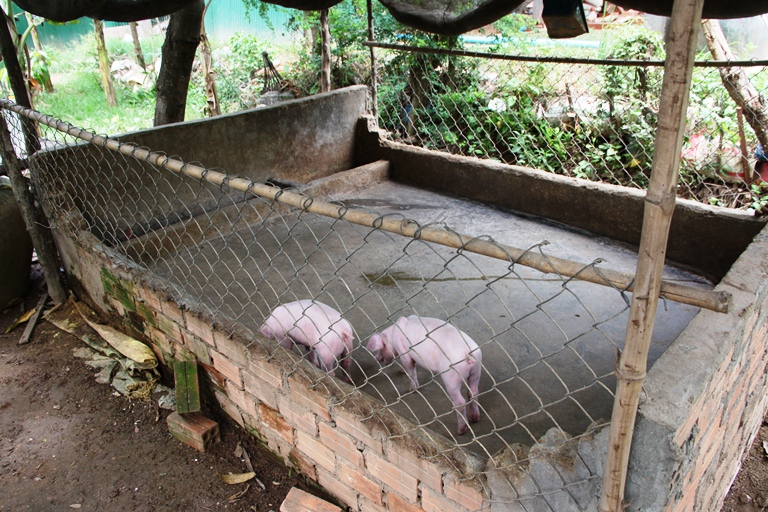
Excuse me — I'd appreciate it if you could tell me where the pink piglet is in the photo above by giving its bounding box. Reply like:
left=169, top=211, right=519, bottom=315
left=260, top=300, right=354, bottom=383
left=366, top=316, right=482, bottom=435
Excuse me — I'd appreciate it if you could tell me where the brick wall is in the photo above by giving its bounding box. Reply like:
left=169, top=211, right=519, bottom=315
left=626, top=228, right=768, bottom=512
left=53, top=222, right=768, bottom=512
left=59, top=233, right=488, bottom=512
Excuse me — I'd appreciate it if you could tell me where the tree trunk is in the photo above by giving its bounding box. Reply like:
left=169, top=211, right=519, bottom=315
left=0, top=10, right=39, bottom=154
left=319, top=8, right=330, bottom=93
left=0, top=109, right=67, bottom=304
left=154, top=0, right=204, bottom=126
left=366, top=0, right=378, bottom=121
left=199, top=2, right=219, bottom=116
left=129, top=21, right=146, bottom=69
left=93, top=19, right=117, bottom=107
left=701, top=19, right=768, bottom=151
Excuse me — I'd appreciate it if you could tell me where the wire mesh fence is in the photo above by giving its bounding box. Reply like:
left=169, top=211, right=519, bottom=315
left=0, top=100, right=713, bottom=508
left=371, top=42, right=768, bottom=212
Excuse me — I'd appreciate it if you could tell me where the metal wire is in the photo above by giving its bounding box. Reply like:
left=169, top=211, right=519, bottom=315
left=1, top=100, right=710, bottom=510
left=371, top=44, right=768, bottom=212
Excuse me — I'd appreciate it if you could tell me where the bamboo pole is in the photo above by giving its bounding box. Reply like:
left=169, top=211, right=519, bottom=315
left=599, top=0, right=705, bottom=510
left=0, top=109, right=67, bottom=304
left=0, top=100, right=731, bottom=314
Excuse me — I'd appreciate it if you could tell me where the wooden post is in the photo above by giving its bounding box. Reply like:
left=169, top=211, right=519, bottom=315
left=93, top=19, right=117, bottom=107
left=320, top=9, right=331, bottom=93
left=0, top=112, right=67, bottom=305
left=598, top=0, right=705, bottom=510
left=129, top=22, right=147, bottom=69
left=366, top=0, right=378, bottom=121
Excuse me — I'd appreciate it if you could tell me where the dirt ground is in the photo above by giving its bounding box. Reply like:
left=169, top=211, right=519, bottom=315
left=0, top=265, right=332, bottom=512
left=2, top=265, right=768, bottom=512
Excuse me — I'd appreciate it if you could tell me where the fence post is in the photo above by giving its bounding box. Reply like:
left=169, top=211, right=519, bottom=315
left=598, top=0, right=705, bottom=510
left=0, top=111, right=67, bottom=305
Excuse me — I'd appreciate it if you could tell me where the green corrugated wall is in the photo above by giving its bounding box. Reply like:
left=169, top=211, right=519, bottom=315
left=12, top=0, right=296, bottom=48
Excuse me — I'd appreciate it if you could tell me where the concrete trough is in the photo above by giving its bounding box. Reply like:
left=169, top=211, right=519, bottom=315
left=29, top=86, right=768, bottom=511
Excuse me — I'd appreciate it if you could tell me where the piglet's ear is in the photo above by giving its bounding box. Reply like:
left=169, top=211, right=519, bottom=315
left=366, top=334, right=383, bottom=351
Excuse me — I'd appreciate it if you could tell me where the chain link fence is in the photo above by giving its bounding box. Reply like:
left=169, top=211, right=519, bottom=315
left=371, top=42, right=768, bottom=212
left=1, top=99, right=715, bottom=508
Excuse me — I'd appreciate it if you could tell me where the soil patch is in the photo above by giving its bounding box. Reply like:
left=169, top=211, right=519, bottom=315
left=0, top=265, right=333, bottom=512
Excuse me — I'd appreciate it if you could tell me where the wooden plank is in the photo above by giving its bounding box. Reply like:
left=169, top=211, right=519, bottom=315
left=185, top=360, right=201, bottom=413
left=18, top=294, right=48, bottom=345
left=174, top=360, right=190, bottom=414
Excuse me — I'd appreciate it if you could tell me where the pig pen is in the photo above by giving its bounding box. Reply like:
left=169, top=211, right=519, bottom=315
left=12, top=86, right=768, bottom=512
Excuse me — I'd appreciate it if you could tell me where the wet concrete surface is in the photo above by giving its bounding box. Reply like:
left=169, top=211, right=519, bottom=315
left=139, top=181, right=706, bottom=458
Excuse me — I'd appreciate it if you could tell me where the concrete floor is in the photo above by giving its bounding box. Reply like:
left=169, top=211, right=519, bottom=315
left=141, top=181, right=705, bottom=458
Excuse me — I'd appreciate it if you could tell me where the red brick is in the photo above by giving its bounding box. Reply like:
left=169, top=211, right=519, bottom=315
left=675, top=396, right=705, bottom=447
left=366, top=450, right=419, bottom=503
left=338, top=460, right=383, bottom=505
left=226, top=380, right=258, bottom=419
left=296, top=430, right=336, bottom=473
left=215, top=331, right=249, bottom=366
left=148, top=325, right=171, bottom=352
left=186, top=314, right=215, bottom=345
left=360, top=496, right=387, bottom=512
left=167, top=412, right=220, bottom=452
left=149, top=341, right=166, bottom=365
left=289, top=378, right=332, bottom=421
left=259, top=402, right=294, bottom=444
left=157, top=313, right=183, bottom=344
left=250, top=357, right=283, bottom=388
left=280, top=486, right=342, bottom=512
left=243, top=370, right=278, bottom=409
left=139, top=286, right=162, bottom=311
left=386, top=490, right=424, bottom=512
left=319, top=422, right=364, bottom=467
left=214, top=390, right=245, bottom=428
left=278, top=395, right=318, bottom=436
left=288, top=446, right=318, bottom=481
left=162, top=300, right=184, bottom=325
left=211, top=350, right=243, bottom=388
left=200, top=362, right=226, bottom=391
left=422, top=486, right=467, bottom=512
left=317, top=469, right=358, bottom=509
left=671, top=485, right=696, bottom=512
left=182, top=331, right=213, bottom=365
left=386, top=440, right=443, bottom=491
left=444, top=478, right=486, bottom=511
left=335, top=408, right=383, bottom=454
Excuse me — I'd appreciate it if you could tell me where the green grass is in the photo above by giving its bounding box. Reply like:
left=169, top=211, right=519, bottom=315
left=34, top=71, right=159, bottom=135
